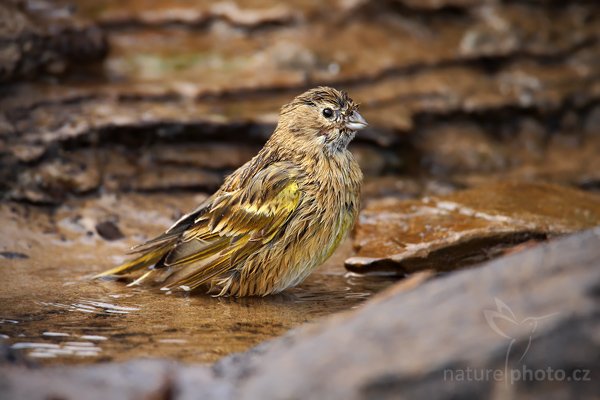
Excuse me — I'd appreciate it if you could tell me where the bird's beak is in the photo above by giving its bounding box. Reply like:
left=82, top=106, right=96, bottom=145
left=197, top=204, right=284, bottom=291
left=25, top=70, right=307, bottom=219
left=345, top=111, right=368, bottom=131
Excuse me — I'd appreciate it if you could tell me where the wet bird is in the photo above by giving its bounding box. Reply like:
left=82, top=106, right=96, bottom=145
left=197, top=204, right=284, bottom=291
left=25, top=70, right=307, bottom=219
left=95, top=87, right=367, bottom=296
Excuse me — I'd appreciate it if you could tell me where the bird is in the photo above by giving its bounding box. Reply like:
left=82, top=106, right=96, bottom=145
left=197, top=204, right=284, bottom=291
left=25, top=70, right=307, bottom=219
left=95, top=87, right=368, bottom=296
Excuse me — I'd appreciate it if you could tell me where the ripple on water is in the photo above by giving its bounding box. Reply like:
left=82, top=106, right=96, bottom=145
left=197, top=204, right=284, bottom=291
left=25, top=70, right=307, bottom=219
left=80, top=335, right=108, bottom=341
left=158, top=338, right=188, bottom=344
left=11, top=340, right=103, bottom=359
left=37, top=299, right=141, bottom=315
left=2, top=298, right=144, bottom=361
left=42, top=332, right=70, bottom=337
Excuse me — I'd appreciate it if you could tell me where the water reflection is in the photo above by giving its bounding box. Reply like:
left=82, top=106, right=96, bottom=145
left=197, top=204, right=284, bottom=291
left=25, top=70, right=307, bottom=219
left=38, top=299, right=141, bottom=315
left=12, top=340, right=103, bottom=359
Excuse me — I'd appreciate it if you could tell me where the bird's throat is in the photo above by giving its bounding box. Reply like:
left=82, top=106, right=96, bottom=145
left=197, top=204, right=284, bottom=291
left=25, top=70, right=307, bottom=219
left=324, top=129, right=356, bottom=154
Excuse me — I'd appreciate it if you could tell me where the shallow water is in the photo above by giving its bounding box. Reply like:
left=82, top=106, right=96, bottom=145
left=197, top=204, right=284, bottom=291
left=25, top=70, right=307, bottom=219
left=0, top=194, right=397, bottom=365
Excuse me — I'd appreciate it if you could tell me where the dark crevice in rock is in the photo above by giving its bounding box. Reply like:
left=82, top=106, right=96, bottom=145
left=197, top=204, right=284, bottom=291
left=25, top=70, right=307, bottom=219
left=346, top=232, right=549, bottom=275
left=97, top=17, right=301, bottom=33
left=0, top=251, right=29, bottom=260
left=0, top=0, right=108, bottom=83
left=411, top=100, right=600, bottom=142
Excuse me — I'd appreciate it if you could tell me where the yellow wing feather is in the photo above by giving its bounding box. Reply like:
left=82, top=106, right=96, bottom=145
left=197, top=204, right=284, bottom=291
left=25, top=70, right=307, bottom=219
left=95, top=162, right=303, bottom=293
left=165, top=171, right=302, bottom=291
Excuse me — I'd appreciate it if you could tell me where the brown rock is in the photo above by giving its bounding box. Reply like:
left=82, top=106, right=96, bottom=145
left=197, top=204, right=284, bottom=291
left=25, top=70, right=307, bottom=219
left=350, top=144, right=402, bottom=177
left=9, top=158, right=102, bottom=204
left=394, top=0, right=482, bottom=10
left=132, top=166, right=223, bottom=192
left=347, top=182, right=600, bottom=273
left=0, top=0, right=107, bottom=82
left=415, top=122, right=507, bottom=175
left=0, top=360, right=220, bottom=400
left=77, top=1, right=307, bottom=29
left=457, top=123, right=600, bottom=189
left=95, top=220, right=124, bottom=241
left=153, top=143, right=259, bottom=170
left=223, top=228, right=600, bottom=400
left=0, top=1, right=597, bottom=183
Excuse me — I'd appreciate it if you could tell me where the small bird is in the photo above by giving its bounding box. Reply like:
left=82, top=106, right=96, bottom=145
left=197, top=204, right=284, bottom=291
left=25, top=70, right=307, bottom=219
left=95, top=87, right=367, bottom=296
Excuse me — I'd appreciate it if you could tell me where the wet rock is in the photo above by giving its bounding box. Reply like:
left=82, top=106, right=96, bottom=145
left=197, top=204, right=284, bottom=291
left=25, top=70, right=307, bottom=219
left=0, top=1, right=597, bottom=205
left=358, top=58, right=599, bottom=133
left=415, top=122, right=507, bottom=175
left=95, top=221, right=124, bottom=241
left=153, top=143, right=260, bottom=170
left=8, top=158, right=102, bottom=204
left=3, top=56, right=595, bottom=165
left=78, top=1, right=303, bottom=29
left=96, top=2, right=598, bottom=91
left=0, top=0, right=107, bottom=82
left=347, top=182, right=600, bottom=273
left=0, top=251, right=28, bottom=260
left=408, top=112, right=600, bottom=187
left=8, top=144, right=46, bottom=163
left=350, top=144, right=402, bottom=176
left=362, top=176, right=459, bottom=201
left=131, top=166, right=223, bottom=193
left=0, top=344, right=31, bottom=366
left=393, top=0, right=482, bottom=10
left=467, top=122, right=600, bottom=189
left=98, top=147, right=227, bottom=193
left=459, top=3, right=597, bottom=58
left=584, top=104, right=600, bottom=136
left=0, top=360, right=197, bottom=400
left=216, top=228, right=600, bottom=400
left=4, top=1, right=595, bottom=104
left=3, top=144, right=233, bottom=203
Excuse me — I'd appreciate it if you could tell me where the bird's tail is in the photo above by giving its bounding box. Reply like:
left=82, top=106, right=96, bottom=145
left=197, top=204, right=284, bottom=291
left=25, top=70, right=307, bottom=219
left=93, top=246, right=169, bottom=279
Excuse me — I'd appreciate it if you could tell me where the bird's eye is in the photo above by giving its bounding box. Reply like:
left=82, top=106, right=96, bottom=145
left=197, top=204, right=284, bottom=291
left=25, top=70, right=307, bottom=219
left=322, top=108, right=334, bottom=118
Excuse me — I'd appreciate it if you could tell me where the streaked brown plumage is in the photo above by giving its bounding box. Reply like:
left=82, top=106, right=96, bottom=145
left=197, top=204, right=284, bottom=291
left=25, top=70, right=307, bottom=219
left=95, top=87, right=367, bottom=296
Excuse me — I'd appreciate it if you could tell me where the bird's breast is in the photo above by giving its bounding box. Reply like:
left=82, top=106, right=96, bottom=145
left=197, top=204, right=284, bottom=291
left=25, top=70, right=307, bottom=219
left=300, top=154, right=361, bottom=248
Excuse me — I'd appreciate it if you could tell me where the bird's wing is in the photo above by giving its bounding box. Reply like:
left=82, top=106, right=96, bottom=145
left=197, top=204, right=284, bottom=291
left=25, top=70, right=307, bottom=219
left=162, top=162, right=304, bottom=291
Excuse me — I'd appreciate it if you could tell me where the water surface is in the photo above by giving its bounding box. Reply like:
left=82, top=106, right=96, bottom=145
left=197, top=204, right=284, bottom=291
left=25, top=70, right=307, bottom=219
left=0, top=194, right=397, bottom=365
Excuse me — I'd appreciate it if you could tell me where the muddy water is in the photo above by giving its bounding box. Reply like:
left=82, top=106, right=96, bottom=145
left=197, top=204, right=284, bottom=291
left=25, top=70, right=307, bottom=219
left=0, top=194, right=397, bottom=365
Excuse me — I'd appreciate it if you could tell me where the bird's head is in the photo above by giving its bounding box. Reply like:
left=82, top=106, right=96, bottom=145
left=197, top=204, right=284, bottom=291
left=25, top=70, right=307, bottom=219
left=275, top=87, right=368, bottom=153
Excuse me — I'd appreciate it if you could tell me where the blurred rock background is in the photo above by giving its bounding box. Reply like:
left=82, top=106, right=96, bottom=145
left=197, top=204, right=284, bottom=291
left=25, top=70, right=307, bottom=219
left=1, top=0, right=598, bottom=204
